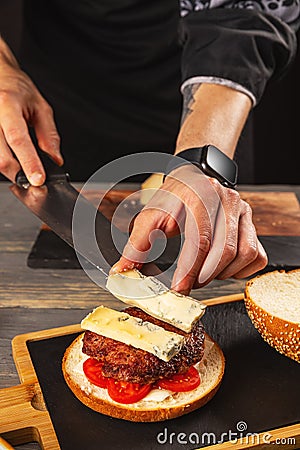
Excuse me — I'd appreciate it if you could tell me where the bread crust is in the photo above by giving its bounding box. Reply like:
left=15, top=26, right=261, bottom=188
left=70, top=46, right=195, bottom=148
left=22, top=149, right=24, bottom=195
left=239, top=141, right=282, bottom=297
left=62, top=334, right=225, bottom=422
left=245, top=269, right=300, bottom=363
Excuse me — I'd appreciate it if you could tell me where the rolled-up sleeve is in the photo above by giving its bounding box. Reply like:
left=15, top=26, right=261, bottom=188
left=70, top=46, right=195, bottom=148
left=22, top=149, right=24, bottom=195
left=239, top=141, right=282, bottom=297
left=179, top=0, right=299, bottom=105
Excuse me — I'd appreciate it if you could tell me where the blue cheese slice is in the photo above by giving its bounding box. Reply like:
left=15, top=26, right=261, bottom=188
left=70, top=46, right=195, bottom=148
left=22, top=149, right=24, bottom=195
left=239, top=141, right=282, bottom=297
left=81, top=305, right=184, bottom=362
left=106, top=269, right=206, bottom=333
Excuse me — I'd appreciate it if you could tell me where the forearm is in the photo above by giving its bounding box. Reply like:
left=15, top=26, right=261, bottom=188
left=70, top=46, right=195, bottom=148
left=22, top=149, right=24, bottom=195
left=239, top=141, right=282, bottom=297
left=175, top=83, right=252, bottom=159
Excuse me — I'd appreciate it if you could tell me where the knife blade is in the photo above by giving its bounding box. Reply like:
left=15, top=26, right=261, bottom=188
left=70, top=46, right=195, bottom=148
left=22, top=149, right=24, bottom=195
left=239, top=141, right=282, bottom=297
left=10, top=152, right=170, bottom=289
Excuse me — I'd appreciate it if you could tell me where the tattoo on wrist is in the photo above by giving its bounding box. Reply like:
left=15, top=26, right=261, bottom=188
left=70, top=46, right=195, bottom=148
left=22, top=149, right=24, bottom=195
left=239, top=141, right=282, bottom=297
left=181, top=83, right=201, bottom=125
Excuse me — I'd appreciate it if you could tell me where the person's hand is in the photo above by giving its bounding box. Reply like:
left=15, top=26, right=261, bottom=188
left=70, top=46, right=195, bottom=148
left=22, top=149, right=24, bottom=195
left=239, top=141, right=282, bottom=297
left=0, top=41, right=63, bottom=185
left=112, top=165, right=268, bottom=294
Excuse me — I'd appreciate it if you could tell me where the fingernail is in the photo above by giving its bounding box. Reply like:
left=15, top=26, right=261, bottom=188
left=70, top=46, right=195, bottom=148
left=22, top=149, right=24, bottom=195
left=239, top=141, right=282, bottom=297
left=110, top=263, right=120, bottom=274
left=171, top=284, right=189, bottom=295
left=110, top=262, right=126, bottom=274
left=110, top=260, right=140, bottom=275
left=29, top=172, right=44, bottom=186
left=171, top=274, right=189, bottom=295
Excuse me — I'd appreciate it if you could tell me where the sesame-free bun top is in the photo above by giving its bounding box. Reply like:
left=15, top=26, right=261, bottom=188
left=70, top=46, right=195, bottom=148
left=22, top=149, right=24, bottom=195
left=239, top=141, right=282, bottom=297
left=245, top=269, right=300, bottom=363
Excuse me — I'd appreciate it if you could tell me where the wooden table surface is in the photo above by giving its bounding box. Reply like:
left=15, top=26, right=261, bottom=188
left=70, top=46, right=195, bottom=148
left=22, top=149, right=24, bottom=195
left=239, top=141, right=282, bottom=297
left=0, top=182, right=299, bottom=449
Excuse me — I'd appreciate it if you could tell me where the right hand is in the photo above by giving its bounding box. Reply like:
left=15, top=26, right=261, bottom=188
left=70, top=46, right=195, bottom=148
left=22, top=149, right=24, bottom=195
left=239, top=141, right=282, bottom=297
left=0, top=42, right=63, bottom=185
left=112, top=165, right=268, bottom=294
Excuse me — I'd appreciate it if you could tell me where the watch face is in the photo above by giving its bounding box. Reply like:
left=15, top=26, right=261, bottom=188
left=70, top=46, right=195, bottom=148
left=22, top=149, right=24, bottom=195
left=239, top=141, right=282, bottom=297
left=205, top=145, right=237, bottom=185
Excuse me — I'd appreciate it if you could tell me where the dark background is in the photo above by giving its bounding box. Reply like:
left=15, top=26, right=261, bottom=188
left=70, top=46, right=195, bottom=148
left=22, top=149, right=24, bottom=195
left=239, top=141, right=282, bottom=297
left=0, top=0, right=298, bottom=184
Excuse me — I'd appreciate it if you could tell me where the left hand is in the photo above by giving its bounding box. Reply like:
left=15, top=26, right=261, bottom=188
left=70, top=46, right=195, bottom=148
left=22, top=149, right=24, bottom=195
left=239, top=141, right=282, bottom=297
left=112, top=165, right=268, bottom=294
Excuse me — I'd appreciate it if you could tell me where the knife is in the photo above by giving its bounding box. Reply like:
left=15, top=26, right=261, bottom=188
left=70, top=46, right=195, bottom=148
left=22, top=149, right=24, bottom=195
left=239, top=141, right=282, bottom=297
left=10, top=151, right=171, bottom=289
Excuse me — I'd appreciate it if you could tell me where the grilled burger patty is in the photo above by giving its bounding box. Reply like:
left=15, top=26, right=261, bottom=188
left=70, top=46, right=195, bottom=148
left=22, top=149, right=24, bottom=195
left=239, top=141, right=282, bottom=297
left=82, top=307, right=205, bottom=384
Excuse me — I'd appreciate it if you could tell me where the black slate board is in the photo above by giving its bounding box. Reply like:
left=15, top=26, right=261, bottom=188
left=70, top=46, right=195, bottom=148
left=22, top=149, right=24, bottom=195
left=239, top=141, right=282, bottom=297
left=27, top=302, right=300, bottom=450
left=27, top=229, right=82, bottom=269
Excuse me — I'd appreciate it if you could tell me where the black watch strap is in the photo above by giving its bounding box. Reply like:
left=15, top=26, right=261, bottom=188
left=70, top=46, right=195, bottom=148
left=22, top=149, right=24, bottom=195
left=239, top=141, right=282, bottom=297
left=165, top=145, right=238, bottom=189
left=164, top=148, right=204, bottom=175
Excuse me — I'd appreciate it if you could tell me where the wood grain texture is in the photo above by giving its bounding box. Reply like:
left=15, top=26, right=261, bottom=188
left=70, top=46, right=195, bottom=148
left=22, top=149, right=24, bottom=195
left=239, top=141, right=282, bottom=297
left=0, top=319, right=298, bottom=450
left=0, top=249, right=247, bottom=308
left=240, top=191, right=300, bottom=236
left=0, top=436, right=14, bottom=449
left=133, top=174, right=300, bottom=236
left=0, top=184, right=299, bottom=309
left=0, top=309, right=90, bottom=393
left=0, top=183, right=299, bottom=450
left=10, top=293, right=243, bottom=385
left=0, top=181, right=244, bottom=308
left=13, top=325, right=82, bottom=384
left=74, top=188, right=300, bottom=236
left=0, top=382, right=59, bottom=449
left=28, top=189, right=300, bottom=247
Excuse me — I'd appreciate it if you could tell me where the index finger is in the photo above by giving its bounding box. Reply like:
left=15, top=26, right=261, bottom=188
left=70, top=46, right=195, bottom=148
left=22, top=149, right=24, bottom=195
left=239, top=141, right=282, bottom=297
left=0, top=104, right=45, bottom=185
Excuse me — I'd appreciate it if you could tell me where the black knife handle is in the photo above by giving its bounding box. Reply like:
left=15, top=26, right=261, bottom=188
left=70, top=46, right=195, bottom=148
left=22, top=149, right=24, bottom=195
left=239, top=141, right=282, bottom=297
left=15, top=150, right=69, bottom=188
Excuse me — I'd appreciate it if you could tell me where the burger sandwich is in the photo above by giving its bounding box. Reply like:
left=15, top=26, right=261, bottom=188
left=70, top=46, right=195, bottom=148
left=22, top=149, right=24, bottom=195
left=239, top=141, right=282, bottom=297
left=62, top=270, right=225, bottom=422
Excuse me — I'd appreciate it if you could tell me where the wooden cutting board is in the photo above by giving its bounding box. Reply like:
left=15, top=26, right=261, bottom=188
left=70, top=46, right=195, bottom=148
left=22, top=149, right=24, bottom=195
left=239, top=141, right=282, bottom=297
left=240, top=191, right=300, bottom=236
left=37, top=189, right=300, bottom=235
left=82, top=189, right=300, bottom=236
left=0, top=295, right=299, bottom=450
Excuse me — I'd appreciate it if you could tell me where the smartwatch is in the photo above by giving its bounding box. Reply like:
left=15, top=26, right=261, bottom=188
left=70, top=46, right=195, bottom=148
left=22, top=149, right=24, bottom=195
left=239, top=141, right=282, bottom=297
left=165, top=145, right=238, bottom=189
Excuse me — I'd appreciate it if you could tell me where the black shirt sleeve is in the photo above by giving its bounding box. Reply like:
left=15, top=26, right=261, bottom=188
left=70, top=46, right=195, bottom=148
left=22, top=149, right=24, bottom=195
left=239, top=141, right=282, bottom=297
left=179, top=3, right=298, bottom=104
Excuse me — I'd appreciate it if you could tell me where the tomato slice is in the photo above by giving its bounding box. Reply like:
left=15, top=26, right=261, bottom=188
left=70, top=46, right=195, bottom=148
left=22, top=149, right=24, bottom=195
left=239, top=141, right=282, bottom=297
left=83, top=358, right=109, bottom=388
left=107, top=379, right=152, bottom=404
left=83, top=358, right=199, bottom=401
left=157, top=366, right=200, bottom=392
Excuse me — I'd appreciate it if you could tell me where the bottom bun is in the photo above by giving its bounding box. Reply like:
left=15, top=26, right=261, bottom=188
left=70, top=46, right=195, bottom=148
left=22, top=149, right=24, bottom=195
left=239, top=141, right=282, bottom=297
left=62, top=333, right=225, bottom=422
